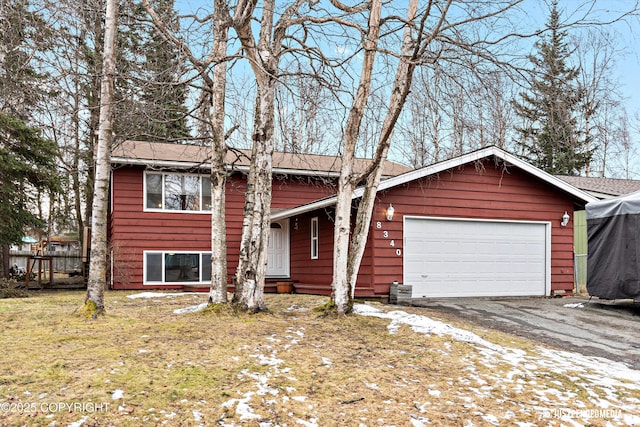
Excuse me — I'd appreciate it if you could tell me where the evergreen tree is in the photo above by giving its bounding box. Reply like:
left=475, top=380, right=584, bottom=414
left=0, top=113, right=60, bottom=247
left=513, top=1, right=592, bottom=175
left=115, top=0, right=190, bottom=142
left=0, top=1, right=59, bottom=276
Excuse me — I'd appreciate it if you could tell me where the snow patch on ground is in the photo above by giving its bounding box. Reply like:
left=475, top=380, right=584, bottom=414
left=354, top=303, right=640, bottom=426
left=173, top=302, right=208, bottom=314
left=67, top=415, right=89, bottom=427
left=564, top=303, right=585, bottom=308
left=218, top=325, right=317, bottom=426
left=143, top=298, right=640, bottom=426
left=126, top=292, right=193, bottom=299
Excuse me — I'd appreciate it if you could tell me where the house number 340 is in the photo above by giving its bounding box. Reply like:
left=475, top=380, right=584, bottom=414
left=376, top=222, right=402, bottom=256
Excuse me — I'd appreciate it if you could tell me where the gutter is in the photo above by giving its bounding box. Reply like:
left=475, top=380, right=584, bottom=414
left=110, top=156, right=343, bottom=178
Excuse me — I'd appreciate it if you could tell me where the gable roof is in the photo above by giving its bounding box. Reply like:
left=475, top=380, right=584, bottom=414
left=111, top=140, right=411, bottom=178
left=556, top=175, right=640, bottom=199
left=271, top=146, right=599, bottom=221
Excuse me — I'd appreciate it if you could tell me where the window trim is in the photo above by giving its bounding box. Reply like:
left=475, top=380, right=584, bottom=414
left=311, top=217, right=319, bottom=260
left=144, top=171, right=211, bottom=213
left=143, top=250, right=212, bottom=285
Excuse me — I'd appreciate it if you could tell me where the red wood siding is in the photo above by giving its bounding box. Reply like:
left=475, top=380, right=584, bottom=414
left=290, top=212, right=335, bottom=288
left=109, top=167, right=336, bottom=289
left=368, top=159, right=577, bottom=296
left=289, top=209, right=376, bottom=296
left=289, top=157, right=579, bottom=297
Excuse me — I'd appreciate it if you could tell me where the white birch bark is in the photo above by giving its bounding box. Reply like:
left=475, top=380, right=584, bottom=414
left=232, top=0, right=278, bottom=312
left=332, top=0, right=382, bottom=314
left=208, top=0, right=231, bottom=304
left=85, top=0, right=118, bottom=314
left=231, top=0, right=306, bottom=312
left=142, top=0, right=232, bottom=304
left=346, top=0, right=420, bottom=294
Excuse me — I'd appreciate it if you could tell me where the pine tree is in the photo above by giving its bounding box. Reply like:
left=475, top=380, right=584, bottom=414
left=513, top=1, right=592, bottom=175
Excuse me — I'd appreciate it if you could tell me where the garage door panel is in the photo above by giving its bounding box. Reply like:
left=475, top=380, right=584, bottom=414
left=404, top=217, right=548, bottom=298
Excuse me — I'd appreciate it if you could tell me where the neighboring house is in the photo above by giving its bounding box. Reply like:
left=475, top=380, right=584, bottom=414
left=109, top=142, right=596, bottom=299
left=556, top=175, right=640, bottom=293
left=47, top=234, right=81, bottom=252
left=556, top=175, right=640, bottom=200
left=10, top=236, right=38, bottom=253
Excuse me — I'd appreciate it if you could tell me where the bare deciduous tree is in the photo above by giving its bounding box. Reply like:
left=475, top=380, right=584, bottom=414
left=331, top=0, right=531, bottom=313
left=142, top=0, right=232, bottom=304
left=85, top=0, right=118, bottom=316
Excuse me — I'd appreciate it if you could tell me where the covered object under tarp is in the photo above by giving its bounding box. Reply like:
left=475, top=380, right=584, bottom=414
left=586, top=190, right=640, bottom=300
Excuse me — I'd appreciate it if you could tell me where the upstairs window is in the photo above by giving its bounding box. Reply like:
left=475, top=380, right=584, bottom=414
left=145, top=172, right=211, bottom=212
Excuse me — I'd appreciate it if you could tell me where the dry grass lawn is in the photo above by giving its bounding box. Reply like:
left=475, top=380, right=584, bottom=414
left=0, top=290, right=638, bottom=427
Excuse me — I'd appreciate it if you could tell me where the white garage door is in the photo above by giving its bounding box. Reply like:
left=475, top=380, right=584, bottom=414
left=404, top=217, right=549, bottom=298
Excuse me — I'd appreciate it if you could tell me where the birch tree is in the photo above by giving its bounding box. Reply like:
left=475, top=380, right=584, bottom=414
left=142, top=0, right=232, bottom=304
left=231, top=0, right=305, bottom=312
left=85, top=0, right=118, bottom=315
left=331, top=0, right=529, bottom=313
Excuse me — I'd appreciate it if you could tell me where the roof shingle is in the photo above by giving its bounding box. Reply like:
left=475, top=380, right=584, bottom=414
left=111, top=140, right=411, bottom=178
left=556, top=175, right=640, bottom=198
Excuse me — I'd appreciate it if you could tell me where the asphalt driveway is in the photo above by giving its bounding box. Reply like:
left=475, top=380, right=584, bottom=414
left=411, top=296, right=640, bottom=370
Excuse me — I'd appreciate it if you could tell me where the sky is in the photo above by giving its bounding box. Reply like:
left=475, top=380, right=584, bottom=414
left=172, top=0, right=640, bottom=176
left=173, top=0, right=640, bottom=114
left=525, top=0, right=640, bottom=117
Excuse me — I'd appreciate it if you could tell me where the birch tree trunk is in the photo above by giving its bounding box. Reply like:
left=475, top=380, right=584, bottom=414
left=332, top=0, right=382, bottom=314
left=232, top=84, right=275, bottom=311
left=142, top=0, right=232, bottom=304
left=231, top=0, right=307, bottom=312
left=208, top=0, right=231, bottom=304
left=334, top=0, right=454, bottom=312
left=85, top=0, right=118, bottom=316
left=231, top=0, right=279, bottom=313
left=346, top=0, right=420, bottom=294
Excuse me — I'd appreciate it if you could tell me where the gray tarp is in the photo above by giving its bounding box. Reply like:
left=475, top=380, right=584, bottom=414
left=586, top=190, right=640, bottom=300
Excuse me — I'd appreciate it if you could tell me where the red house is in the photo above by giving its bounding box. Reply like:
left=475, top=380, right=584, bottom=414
left=108, top=140, right=409, bottom=292
left=109, top=142, right=596, bottom=300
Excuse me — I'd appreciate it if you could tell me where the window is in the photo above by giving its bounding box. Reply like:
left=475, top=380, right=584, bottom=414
left=165, top=175, right=200, bottom=210
left=311, top=217, right=318, bottom=259
left=145, top=172, right=211, bottom=212
left=146, top=174, right=163, bottom=209
left=144, top=251, right=212, bottom=284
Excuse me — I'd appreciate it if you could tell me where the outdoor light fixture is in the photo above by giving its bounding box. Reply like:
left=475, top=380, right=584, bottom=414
left=386, top=204, right=395, bottom=221
left=561, top=211, right=570, bottom=227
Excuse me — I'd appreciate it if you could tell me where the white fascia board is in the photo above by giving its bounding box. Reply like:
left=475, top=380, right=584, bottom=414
left=111, top=157, right=208, bottom=169
left=375, top=146, right=598, bottom=203
left=271, top=197, right=337, bottom=221
left=495, top=149, right=599, bottom=204
left=110, top=157, right=341, bottom=177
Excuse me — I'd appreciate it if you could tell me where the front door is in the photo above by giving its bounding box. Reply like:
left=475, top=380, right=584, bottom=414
left=267, top=219, right=290, bottom=277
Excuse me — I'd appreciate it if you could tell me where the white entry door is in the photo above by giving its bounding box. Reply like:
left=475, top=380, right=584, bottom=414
left=404, top=217, right=550, bottom=298
left=267, top=220, right=290, bottom=277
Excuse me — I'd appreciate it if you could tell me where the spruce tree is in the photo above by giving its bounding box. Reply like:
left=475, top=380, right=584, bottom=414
left=0, top=1, right=59, bottom=276
left=513, top=1, right=592, bottom=175
left=0, top=113, right=60, bottom=247
left=116, top=0, right=190, bottom=142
